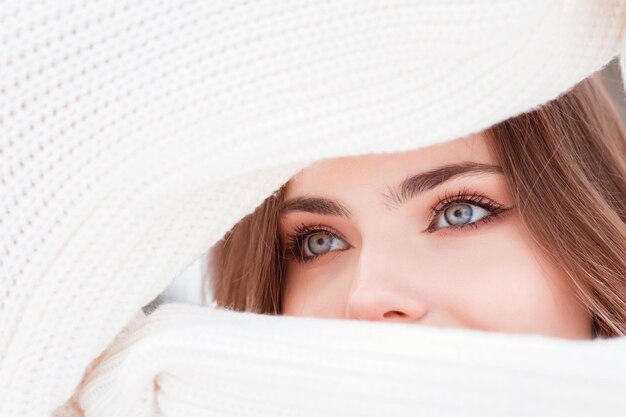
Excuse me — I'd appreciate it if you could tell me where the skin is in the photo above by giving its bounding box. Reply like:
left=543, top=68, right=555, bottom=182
left=279, top=134, right=592, bottom=339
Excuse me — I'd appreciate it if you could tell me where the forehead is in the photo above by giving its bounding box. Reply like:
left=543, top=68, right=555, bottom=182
left=285, top=134, right=494, bottom=198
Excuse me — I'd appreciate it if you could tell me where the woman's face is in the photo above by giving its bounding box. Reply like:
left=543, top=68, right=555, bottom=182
left=279, top=134, right=592, bottom=339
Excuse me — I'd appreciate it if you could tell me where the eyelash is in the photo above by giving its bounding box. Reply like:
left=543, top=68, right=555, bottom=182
left=425, top=187, right=510, bottom=233
left=283, top=187, right=512, bottom=263
left=284, top=223, right=345, bottom=264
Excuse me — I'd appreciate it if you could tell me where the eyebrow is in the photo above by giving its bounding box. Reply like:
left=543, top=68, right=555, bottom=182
left=280, top=161, right=503, bottom=218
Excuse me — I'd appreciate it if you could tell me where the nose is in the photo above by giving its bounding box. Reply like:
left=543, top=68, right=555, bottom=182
left=344, top=243, right=429, bottom=323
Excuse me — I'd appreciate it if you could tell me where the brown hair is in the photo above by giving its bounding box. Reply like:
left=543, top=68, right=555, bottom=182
left=207, top=74, right=626, bottom=338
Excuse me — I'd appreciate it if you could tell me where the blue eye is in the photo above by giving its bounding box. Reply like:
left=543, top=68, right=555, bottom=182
left=303, top=231, right=349, bottom=257
left=436, top=202, right=490, bottom=229
left=284, top=225, right=350, bottom=263
left=426, top=189, right=512, bottom=233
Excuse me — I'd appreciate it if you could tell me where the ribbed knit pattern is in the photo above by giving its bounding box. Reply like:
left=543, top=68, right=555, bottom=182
left=78, top=303, right=626, bottom=417
left=1, top=1, right=625, bottom=416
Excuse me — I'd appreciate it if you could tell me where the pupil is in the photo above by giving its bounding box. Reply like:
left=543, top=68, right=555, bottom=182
left=445, top=203, right=472, bottom=225
left=308, top=232, right=332, bottom=254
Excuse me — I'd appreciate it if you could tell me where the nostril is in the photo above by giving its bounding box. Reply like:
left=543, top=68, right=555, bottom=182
left=383, top=311, right=406, bottom=319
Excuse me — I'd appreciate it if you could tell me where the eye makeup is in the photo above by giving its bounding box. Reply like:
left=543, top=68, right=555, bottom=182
left=281, top=187, right=514, bottom=264
left=424, top=187, right=513, bottom=233
left=283, top=223, right=348, bottom=264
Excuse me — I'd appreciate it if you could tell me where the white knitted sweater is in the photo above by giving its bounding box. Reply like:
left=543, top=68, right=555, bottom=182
left=1, top=1, right=626, bottom=416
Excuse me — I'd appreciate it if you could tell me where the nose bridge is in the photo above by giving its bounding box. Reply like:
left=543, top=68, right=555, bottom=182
left=344, top=226, right=429, bottom=322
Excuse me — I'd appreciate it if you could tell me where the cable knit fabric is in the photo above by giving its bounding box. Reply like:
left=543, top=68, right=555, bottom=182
left=1, top=1, right=625, bottom=416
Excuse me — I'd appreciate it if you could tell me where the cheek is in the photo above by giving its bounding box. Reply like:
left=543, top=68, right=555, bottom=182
left=438, top=219, right=590, bottom=338
left=282, top=254, right=355, bottom=318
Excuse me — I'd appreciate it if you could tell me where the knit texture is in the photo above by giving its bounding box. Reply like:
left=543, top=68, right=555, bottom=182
left=78, top=303, right=626, bottom=417
left=1, top=1, right=625, bottom=416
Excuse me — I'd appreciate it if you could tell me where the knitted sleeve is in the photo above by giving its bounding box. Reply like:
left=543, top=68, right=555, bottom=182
left=76, top=303, right=626, bottom=417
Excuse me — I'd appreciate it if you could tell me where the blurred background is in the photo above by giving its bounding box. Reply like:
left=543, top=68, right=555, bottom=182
left=146, top=58, right=626, bottom=312
left=602, top=58, right=626, bottom=122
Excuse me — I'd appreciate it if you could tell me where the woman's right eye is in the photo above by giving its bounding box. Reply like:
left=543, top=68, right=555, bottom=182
left=302, top=231, right=349, bottom=258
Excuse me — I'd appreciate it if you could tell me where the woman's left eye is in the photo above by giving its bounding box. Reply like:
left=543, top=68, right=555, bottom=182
left=436, top=202, right=489, bottom=229
left=426, top=192, right=513, bottom=232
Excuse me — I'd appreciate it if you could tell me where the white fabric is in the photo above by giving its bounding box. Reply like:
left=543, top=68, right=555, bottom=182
left=79, top=303, right=626, bottom=417
left=0, top=1, right=625, bottom=416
